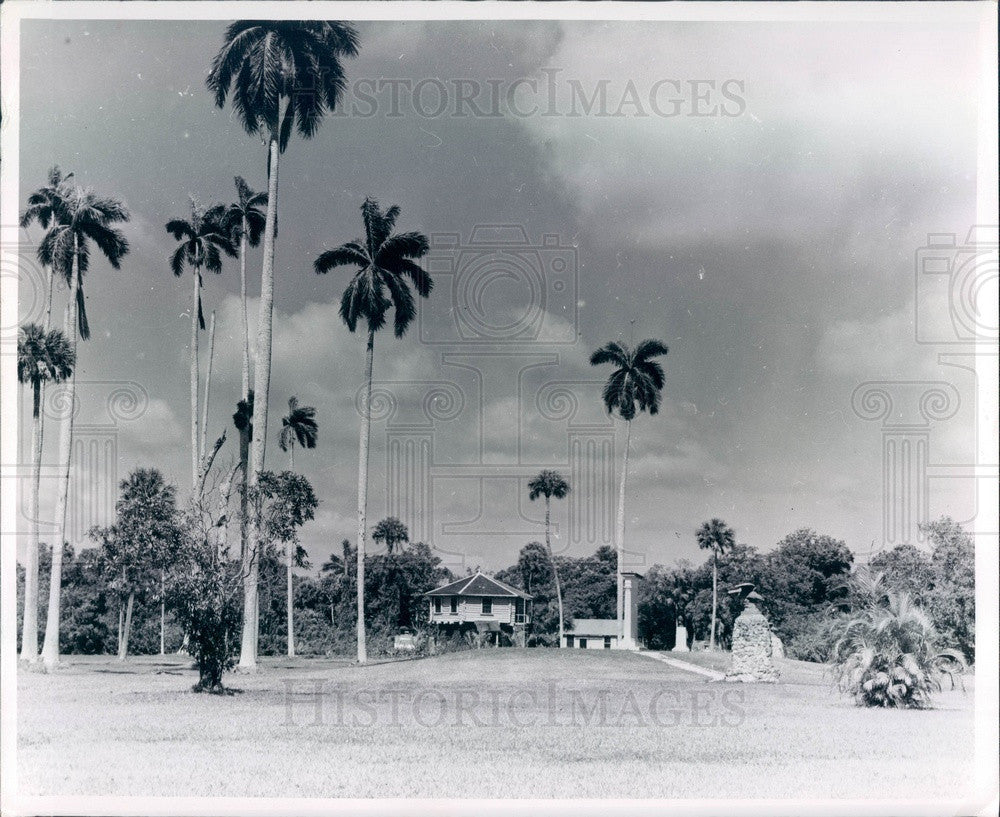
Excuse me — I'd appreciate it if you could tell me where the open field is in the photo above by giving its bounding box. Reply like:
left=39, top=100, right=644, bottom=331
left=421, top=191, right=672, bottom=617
left=17, top=649, right=974, bottom=799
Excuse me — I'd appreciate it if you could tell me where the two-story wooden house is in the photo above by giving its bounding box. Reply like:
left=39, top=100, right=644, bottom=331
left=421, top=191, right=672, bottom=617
left=424, top=572, right=532, bottom=646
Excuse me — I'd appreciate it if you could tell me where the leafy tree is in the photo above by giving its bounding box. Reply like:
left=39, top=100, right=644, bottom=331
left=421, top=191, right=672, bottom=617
left=91, top=469, right=182, bottom=660
left=372, top=517, right=409, bottom=555
left=696, top=518, right=736, bottom=650
left=922, top=517, right=975, bottom=662
left=527, top=470, right=571, bottom=646
left=221, top=176, right=267, bottom=401
left=590, top=338, right=668, bottom=642
left=17, top=324, right=74, bottom=661
left=39, top=185, right=130, bottom=669
left=832, top=591, right=965, bottom=708
left=208, top=20, right=359, bottom=671
left=252, top=471, right=318, bottom=657
left=166, top=199, right=236, bottom=488
left=315, top=198, right=431, bottom=663
left=869, top=545, right=935, bottom=602
left=516, top=541, right=550, bottom=595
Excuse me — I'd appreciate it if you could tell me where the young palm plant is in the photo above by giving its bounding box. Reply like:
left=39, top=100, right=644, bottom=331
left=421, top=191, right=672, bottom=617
left=207, top=20, right=359, bottom=670
left=590, top=338, right=668, bottom=644
left=221, top=177, right=268, bottom=401
left=527, top=470, right=571, bottom=647
left=696, top=518, right=735, bottom=650
left=17, top=324, right=75, bottom=661
left=38, top=186, right=129, bottom=669
left=314, top=198, right=432, bottom=663
left=279, top=396, right=318, bottom=656
left=166, top=199, right=236, bottom=490
left=831, top=591, right=966, bottom=708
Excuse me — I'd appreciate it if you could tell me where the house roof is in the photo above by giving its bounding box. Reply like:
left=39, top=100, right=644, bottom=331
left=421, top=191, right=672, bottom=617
left=567, top=619, right=620, bottom=637
left=424, top=571, right=532, bottom=600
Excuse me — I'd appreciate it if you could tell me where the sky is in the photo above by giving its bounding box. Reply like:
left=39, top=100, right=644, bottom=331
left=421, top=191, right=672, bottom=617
left=14, top=16, right=989, bottom=576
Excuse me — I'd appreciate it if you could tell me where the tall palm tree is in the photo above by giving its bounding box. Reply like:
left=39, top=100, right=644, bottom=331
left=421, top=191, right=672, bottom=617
left=590, top=338, right=668, bottom=645
left=221, top=176, right=268, bottom=402
left=279, top=396, right=317, bottom=657
left=38, top=186, right=130, bottom=668
left=696, top=518, right=735, bottom=651
left=207, top=20, right=359, bottom=670
left=20, top=167, right=75, bottom=331
left=166, top=199, right=235, bottom=489
left=17, top=324, right=74, bottom=662
left=314, top=198, right=432, bottom=663
left=372, top=516, right=409, bottom=555
left=279, top=397, right=318, bottom=471
left=19, top=167, right=74, bottom=663
left=528, top=470, right=571, bottom=647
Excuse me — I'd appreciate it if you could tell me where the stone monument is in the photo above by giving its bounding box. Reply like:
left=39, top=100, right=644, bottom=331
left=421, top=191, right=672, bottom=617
left=725, top=582, right=779, bottom=683
left=672, top=624, right=689, bottom=652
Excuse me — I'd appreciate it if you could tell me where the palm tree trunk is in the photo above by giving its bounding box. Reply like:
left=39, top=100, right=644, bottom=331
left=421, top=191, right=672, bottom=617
left=239, top=221, right=250, bottom=401
left=118, top=605, right=124, bottom=656
left=190, top=262, right=201, bottom=489
left=286, top=542, right=295, bottom=658
left=160, top=570, right=166, bottom=655
left=614, top=419, right=632, bottom=645
left=355, top=328, right=375, bottom=664
left=200, top=310, right=216, bottom=465
left=23, top=264, right=57, bottom=662
left=42, top=234, right=81, bottom=669
left=709, top=549, right=718, bottom=651
left=240, top=105, right=282, bottom=670
left=544, top=498, right=565, bottom=648
left=286, top=443, right=296, bottom=657
left=118, top=591, right=135, bottom=661
left=20, top=384, right=43, bottom=662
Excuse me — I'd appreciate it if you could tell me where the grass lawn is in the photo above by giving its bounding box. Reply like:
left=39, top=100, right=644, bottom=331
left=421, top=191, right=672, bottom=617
left=16, top=649, right=975, bottom=799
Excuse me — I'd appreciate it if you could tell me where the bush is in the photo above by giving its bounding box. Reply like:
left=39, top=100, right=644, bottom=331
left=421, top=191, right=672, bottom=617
left=831, top=591, right=965, bottom=708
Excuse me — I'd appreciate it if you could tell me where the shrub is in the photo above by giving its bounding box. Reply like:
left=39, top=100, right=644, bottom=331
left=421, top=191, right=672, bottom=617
left=831, top=591, right=965, bottom=708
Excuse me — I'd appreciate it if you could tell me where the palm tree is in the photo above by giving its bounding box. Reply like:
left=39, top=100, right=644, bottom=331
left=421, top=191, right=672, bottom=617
left=17, top=324, right=74, bottom=662
left=278, top=396, right=317, bottom=657
left=207, top=20, right=359, bottom=670
left=832, top=591, right=966, bottom=708
left=696, top=518, right=735, bottom=651
left=527, top=470, right=571, bottom=647
left=20, top=167, right=75, bottom=330
left=221, top=177, right=268, bottom=401
left=39, top=186, right=129, bottom=669
left=314, top=198, right=432, bottom=663
left=19, top=167, right=74, bottom=664
left=279, top=397, right=318, bottom=471
left=166, top=199, right=235, bottom=490
left=372, top=517, right=409, bottom=555
left=590, top=338, right=668, bottom=645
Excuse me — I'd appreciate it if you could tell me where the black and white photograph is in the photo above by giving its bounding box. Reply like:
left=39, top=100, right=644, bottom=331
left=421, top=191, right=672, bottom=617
left=1, top=1, right=997, bottom=814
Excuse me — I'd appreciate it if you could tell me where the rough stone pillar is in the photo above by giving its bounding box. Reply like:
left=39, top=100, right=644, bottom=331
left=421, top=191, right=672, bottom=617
left=726, top=602, right=779, bottom=682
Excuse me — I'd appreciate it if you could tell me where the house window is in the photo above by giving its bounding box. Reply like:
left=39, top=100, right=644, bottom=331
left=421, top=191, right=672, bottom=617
left=579, top=638, right=588, bottom=649
left=434, top=598, right=442, bottom=614
left=566, top=635, right=575, bottom=647
left=482, top=598, right=493, bottom=615
left=604, top=636, right=612, bottom=649
left=450, top=597, right=458, bottom=614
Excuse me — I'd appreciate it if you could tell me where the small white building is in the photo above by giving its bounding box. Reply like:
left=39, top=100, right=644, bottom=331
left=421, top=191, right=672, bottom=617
left=563, top=571, right=643, bottom=650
